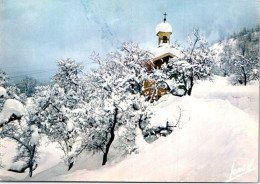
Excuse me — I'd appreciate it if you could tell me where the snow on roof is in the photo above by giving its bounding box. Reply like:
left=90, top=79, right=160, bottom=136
left=0, top=99, right=25, bottom=125
left=156, top=22, right=172, bottom=35
left=0, top=87, right=7, bottom=97
left=151, top=45, right=184, bottom=59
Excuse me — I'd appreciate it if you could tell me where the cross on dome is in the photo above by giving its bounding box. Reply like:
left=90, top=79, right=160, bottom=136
left=163, top=12, right=167, bottom=23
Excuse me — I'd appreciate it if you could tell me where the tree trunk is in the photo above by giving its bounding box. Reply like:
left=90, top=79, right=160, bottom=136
left=182, top=73, right=187, bottom=96
left=102, top=107, right=118, bottom=166
left=66, top=143, right=74, bottom=171
left=241, top=66, right=247, bottom=86
left=29, top=166, right=33, bottom=177
left=138, top=115, right=143, bottom=131
left=68, top=162, right=74, bottom=171
left=29, top=145, right=36, bottom=177
left=244, top=74, right=247, bottom=86
left=187, top=76, right=194, bottom=96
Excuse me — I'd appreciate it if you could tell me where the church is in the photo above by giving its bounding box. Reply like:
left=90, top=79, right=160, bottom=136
left=142, top=13, right=182, bottom=101
left=151, top=13, right=182, bottom=68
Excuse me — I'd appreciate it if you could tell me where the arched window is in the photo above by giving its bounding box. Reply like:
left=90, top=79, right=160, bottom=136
left=162, top=36, right=167, bottom=43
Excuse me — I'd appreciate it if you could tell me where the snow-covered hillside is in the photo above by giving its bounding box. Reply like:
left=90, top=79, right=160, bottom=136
left=211, top=27, right=259, bottom=85
left=210, top=38, right=237, bottom=62
left=1, top=76, right=257, bottom=182
left=211, top=27, right=260, bottom=63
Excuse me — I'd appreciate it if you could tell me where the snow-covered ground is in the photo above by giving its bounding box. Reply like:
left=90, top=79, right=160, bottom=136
left=0, top=76, right=258, bottom=182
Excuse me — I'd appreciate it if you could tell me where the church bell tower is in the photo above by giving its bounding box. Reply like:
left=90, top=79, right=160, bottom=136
left=155, top=12, right=172, bottom=46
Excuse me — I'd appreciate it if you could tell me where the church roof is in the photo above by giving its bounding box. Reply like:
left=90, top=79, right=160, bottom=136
left=151, top=45, right=184, bottom=60
left=155, top=22, right=172, bottom=35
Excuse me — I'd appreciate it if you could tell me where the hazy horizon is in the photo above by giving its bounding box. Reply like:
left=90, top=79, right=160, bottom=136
left=1, top=0, right=259, bottom=82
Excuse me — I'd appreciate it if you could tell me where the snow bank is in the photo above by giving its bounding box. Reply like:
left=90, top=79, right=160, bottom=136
left=51, top=77, right=258, bottom=182
left=148, top=98, right=186, bottom=128
left=0, top=168, right=26, bottom=181
left=0, top=99, right=25, bottom=125
left=2, top=77, right=257, bottom=182
left=0, top=136, right=64, bottom=181
left=32, top=137, right=64, bottom=175
left=192, top=76, right=259, bottom=119
left=0, top=87, right=7, bottom=97
left=54, top=95, right=257, bottom=182
left=9, top=161, right=27, bottom=172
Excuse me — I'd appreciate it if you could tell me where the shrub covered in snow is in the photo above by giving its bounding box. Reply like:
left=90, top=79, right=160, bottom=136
left=0, top=87, right=7, bottom=98
left=0, top=99, right=25, bottom=125
left=0, top=71, right=8, bottom=88
left=0, top=86, right=40, bottom=177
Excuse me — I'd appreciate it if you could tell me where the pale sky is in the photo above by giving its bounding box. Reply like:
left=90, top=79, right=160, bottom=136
left=0, top=0, right=259, bottom=82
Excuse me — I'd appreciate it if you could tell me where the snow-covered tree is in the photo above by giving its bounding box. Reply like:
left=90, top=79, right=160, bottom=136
left=84, top=43, right=152, bottom=165
left=216, top=40, right=236, bottom=77
left=0, top=86, right=40, bottom=177
left=16, top=76, right=38, bottom=97
left=5, top=85, right=27, bottom=105
left=0, top=70, right=8, bottom=88
left=230, top=32, right=259, bottom=85
left=33, top=59, right=86, bottom=171
left=229, top=50, right=259, bottom=85
left=216, top=26, right=259, bottom=85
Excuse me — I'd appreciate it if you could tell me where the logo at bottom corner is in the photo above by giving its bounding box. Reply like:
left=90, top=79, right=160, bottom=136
left=227, top=158, right=257, bottom=182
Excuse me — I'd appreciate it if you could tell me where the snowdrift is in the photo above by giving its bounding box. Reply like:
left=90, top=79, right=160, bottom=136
left=39, top=77, right=258, bottom=182
left=1, top=77, right=258, bottom=182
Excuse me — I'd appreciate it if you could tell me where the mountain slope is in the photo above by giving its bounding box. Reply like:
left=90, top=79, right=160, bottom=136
left=27, top=76, right=258, bottom=182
